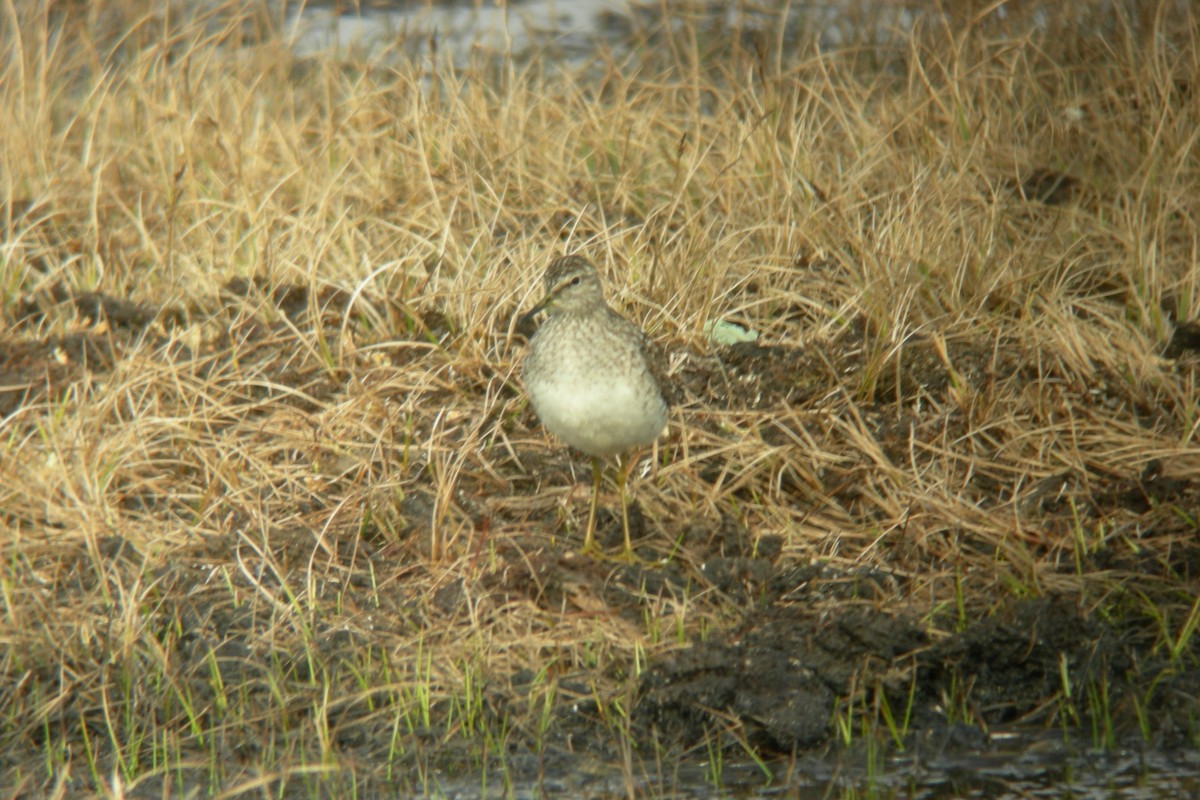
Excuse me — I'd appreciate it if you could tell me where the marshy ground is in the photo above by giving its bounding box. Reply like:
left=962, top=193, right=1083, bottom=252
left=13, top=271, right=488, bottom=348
left=2, top=1, right=1200, bottom=796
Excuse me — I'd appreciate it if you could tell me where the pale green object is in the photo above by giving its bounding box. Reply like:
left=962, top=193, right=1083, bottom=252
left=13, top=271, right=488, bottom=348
left=704, top=318, right=759, bottom=346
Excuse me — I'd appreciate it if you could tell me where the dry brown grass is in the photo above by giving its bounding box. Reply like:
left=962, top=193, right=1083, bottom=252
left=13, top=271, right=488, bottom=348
left=2, top=0, right=1199, bottom=794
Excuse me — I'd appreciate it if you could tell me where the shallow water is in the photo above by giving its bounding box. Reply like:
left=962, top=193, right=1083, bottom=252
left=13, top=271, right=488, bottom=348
left=284, top=0, right=922, bottom=65
left=419, top=734, right=1200, bottom=799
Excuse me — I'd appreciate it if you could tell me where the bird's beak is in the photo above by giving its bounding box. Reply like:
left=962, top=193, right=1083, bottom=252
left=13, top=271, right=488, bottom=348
left=516, top=292, right=554, bottom=337
left=518, top=290, right=556, bottom=327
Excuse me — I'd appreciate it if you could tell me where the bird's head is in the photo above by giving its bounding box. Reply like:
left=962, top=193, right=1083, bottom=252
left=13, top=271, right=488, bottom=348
left=521, top=255, right=606, bottom=322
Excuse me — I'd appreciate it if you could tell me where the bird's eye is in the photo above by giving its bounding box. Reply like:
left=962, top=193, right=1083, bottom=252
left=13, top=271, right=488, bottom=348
left=569, top=276, right=582, bottom=286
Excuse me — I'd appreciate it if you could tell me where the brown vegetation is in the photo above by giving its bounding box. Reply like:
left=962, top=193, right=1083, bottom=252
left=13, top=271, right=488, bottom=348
left=2, top=0, right=1199, bottom=794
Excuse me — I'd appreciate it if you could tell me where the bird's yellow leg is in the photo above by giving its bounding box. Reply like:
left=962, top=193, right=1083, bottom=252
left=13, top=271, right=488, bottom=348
left=581, top=456, right=602, bottom=555
left=616, top=455, right=636, bottom=560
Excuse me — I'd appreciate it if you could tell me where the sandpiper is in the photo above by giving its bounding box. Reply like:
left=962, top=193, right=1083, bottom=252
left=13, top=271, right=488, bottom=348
left=520, top=255, right=669, bottom=557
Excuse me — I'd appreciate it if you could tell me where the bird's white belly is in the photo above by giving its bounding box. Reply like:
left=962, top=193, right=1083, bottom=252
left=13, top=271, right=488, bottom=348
left=529, top=376, right=666, bottom=457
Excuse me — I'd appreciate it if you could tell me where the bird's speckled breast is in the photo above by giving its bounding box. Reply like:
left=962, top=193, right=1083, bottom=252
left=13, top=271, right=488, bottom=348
left=523, top=314, right=667, bottom=458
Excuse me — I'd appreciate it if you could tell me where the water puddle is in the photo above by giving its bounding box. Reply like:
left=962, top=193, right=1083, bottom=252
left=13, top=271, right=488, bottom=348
left=287, top=0, right=632, bottom=62
left=423, top=737, right=1200, bottom=798
left=283, top=0, right=926, bottom=65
